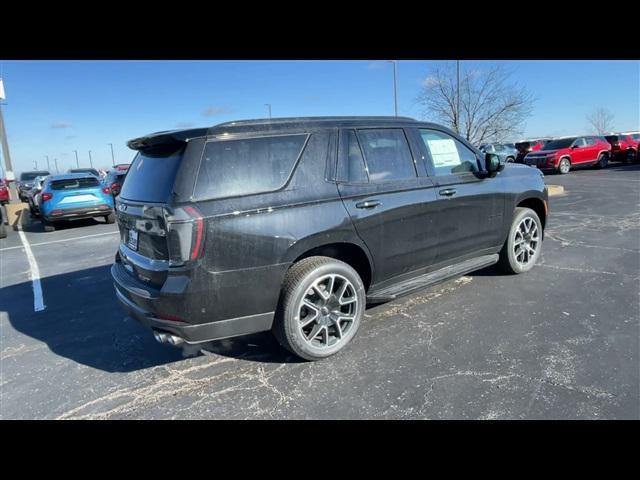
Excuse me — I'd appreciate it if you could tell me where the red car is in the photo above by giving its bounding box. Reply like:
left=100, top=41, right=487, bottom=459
left=515, top=139, right=549, bottom=163
left=0, top=180, right=9, bottom=205
left=604, top=134, right=638, bottom=163
left=523, top=135, right=611, bottom=174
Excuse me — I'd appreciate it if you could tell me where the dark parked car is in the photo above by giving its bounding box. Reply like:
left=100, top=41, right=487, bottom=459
left=112, top=116, right=548, bottom=360
left=478, top=143, right=518, bottom=163
left=103, top=169, right=128, bottom=197
left=17, top=170, right=51, bottom=202
left=515, top=139, right=549, bottom=163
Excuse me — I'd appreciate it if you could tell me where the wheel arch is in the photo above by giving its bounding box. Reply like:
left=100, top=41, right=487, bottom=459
left=288, top=240, right=374, bottom=291
left=517, top=196, right=547, bottom=231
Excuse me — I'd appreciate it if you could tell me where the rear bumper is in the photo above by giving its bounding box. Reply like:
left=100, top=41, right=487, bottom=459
left=43, top=205, right=113, bottom=221
left=111, top=262, right=274, bottom=344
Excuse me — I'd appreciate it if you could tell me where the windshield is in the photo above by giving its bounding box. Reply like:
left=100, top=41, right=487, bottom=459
left=20, top=171, right=50, bottom=181
left=543, top=138, right=576, bottom=150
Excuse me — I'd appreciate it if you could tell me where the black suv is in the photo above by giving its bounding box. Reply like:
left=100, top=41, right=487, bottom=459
left=112, top=117, right=548, bottom=360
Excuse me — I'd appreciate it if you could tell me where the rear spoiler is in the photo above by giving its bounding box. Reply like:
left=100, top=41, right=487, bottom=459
left=127, top=128, right=208, bottom=151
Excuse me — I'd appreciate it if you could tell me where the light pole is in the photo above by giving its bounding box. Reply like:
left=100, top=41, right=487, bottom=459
left=387, top=60, right=398, bottom=116
left=265, top=104, right=272, bottom=119
left=45, top=155, right=50, bottom=171
left=108, top=143, right=115, bottom=166
left=54, top=158, right=59, bottom=173
left=88, top=150, right=93, bottom=168
left=74, top=150, right=79, bottom=168
left=34, top=160, right=38, bottom=169
left=456, top=60, right=460, bottom=134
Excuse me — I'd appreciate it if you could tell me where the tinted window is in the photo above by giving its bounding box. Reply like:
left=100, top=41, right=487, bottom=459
left=631, top=134, right=640, bottom=140
left=419, top=129, right=479, bottom=176
left=356, top=129, right=415, bottom=182
left=494, top=144, right=505, bottom=152
left=194, top=134, right=307, bottom=200
left=50, top=177, right=100, bottom=190
left=573, top=138, right=587, bottom=147
left=604, top=135, right=618, bottom=143
left=585, top=137, right=596, bottom=145
left=119, top=145, right=185, bottom=202
left=544, top=138, right=576, bottom=150
left=20, top=171, right=50, bottom=181
left=339, top=130, right=368, bottom=183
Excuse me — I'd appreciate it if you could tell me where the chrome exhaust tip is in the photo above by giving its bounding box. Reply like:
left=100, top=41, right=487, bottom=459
left=154, top=331, right=169, bottom=344
left=167, top=335, right=185, bottom=346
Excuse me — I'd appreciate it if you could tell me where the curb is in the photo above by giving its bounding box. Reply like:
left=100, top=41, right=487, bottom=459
left=547, top=185, right=565, bottom=197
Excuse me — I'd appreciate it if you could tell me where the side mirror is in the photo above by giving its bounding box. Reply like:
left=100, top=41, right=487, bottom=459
left=571, top=144, right=579, bottom=149
left=485, top=153, right=505, bottom=176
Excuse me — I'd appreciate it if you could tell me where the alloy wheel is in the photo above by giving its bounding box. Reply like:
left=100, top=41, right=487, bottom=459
left=513, top=217, right=540, bottom=268
left=296, top=274, right=358, bottom=349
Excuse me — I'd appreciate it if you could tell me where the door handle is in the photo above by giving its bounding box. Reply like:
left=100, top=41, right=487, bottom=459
left=438, top=188, right=457, bottom=197
left=355, top=200, right=381, bottom=209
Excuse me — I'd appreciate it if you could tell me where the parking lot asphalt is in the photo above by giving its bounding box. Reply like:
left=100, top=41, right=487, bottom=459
left=1, top=163, right=639, bottom=419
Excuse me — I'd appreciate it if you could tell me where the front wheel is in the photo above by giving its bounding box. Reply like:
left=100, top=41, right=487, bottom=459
left=557, top=158, right=571, bottom=174
left=104, top=212, right=116, bottom=224
left=272, top=256, right=365, bottom=361
left=498, top=207, right=543, bottom=274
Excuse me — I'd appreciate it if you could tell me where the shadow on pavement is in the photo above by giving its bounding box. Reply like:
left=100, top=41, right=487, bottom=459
left=20, top=215, right=108, bottom=234
left=1, top=264, right=298, bottom=372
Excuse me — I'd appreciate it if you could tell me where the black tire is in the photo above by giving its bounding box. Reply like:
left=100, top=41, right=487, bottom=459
left=498, top=207, right=543, bottom=275
left=506, top=156, right=515, bottom=163
left=629, top=149, right=638, bottom=164
left=557, top=157, right=571, bottom=174
left=272, top=256, right=366, bottom=361
left=0, top=220, right=6, bottom=239
left=594, top=153, right=608, bottom=169
left=105, top=212, right=116, bottom=224
left=42, top=219, right=56, bottom=232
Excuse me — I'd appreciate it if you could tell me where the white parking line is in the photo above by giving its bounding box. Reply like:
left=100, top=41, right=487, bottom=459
left=16, top=224, right=46, bottom=312
left=0, top=231, right=119, bottom=252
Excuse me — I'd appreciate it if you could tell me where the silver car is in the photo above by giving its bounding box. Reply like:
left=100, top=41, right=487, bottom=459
left=478, top=143, right=518, bottom=163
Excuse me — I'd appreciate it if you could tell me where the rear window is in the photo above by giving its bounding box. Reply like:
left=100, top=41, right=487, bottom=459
left=50, top=177, right=100, bottom=190
left=605, top=135, right=619, bottom=142
left=194, top=134, right=307, bottom=200
left=119, top=145, right=185, bottom=202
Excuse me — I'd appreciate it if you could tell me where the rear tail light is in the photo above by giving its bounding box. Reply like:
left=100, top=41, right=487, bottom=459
left=111, top=182, right=120, bottom=190
left=164, top=205, right=206, bottom=266
left=102, top=186, right=111, bottom=194
left=42, top=192, right=52, bottom=202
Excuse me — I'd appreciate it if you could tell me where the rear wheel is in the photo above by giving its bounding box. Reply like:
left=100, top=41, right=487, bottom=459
left=273, top=256, right=365, bottom=361
left=594, top=153, right=608, bottom=169
left=498, top=207, right=543, bottom=274
left=105, top=212, right=116, bottom=224
left=628, top=149, right=638, bottom=163
left=506, top=156, right=515, bottom=163
left=0, top=220, right=6, bottom=239
left=557, top=157, right=571, bottom=174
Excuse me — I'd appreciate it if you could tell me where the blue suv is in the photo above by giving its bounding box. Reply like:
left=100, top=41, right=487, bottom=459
left=39, top=173, right=115, bottom=232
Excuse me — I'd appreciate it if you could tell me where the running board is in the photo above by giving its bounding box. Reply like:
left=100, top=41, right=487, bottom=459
left=367, top=254, right=499, bottom=302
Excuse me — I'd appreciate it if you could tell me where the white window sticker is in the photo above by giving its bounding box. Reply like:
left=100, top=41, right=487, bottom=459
left=427, top=139, right=461, bottom=168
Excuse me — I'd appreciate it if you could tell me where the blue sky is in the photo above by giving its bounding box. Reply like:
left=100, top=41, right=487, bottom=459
left=1, top=60, right=638, bottom=175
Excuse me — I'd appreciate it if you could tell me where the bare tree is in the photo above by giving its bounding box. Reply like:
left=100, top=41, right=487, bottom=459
left=586, top=107, right=615, bottom=135
left=416, top=64, right=534, bottom=145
